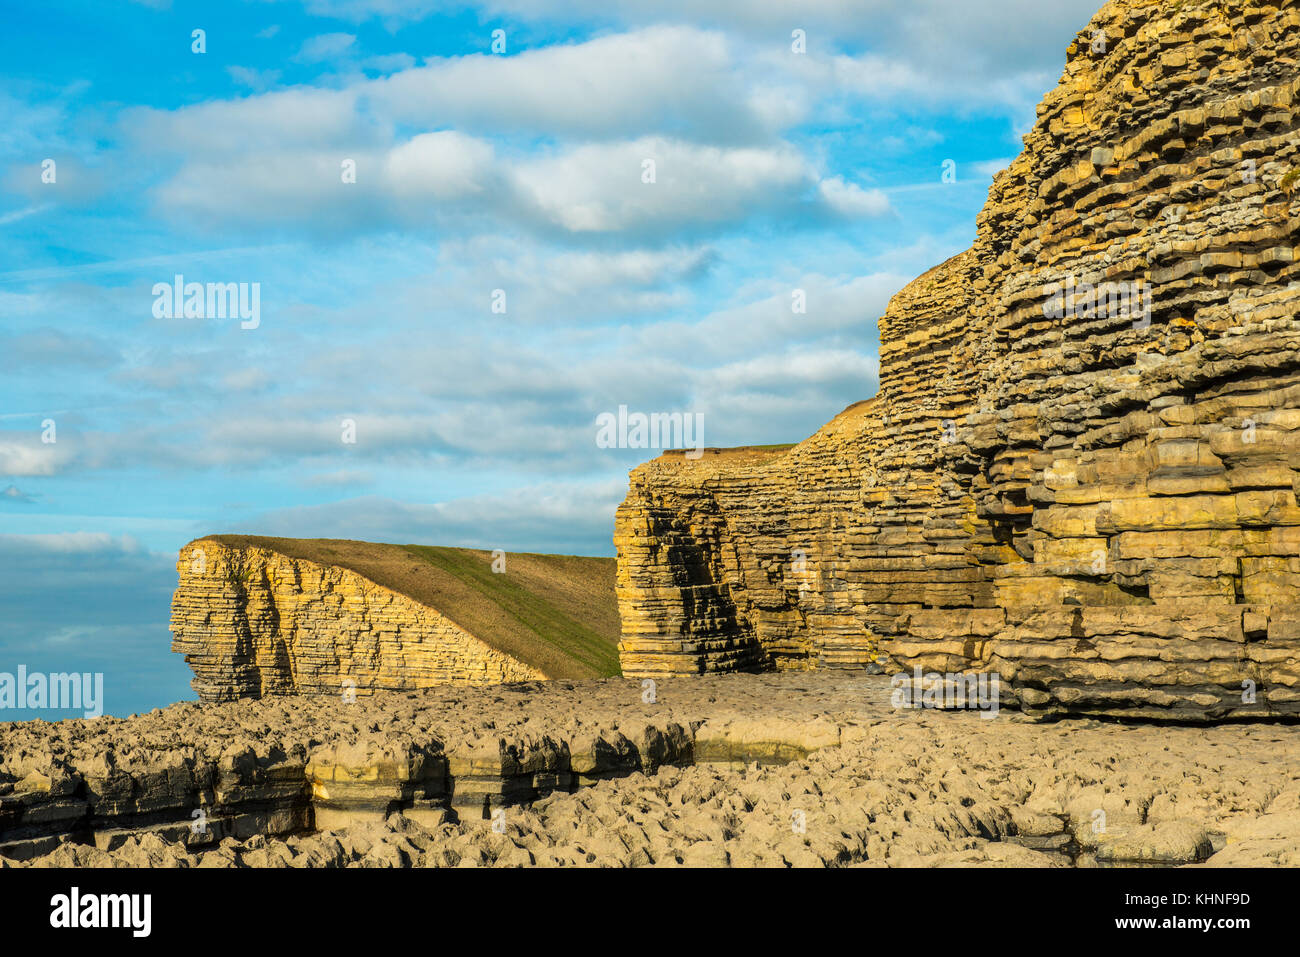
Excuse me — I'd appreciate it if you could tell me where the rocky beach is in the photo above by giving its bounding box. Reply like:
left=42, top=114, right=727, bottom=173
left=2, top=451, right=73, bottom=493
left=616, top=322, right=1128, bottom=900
left=3, top=673, right=1297, bottom=868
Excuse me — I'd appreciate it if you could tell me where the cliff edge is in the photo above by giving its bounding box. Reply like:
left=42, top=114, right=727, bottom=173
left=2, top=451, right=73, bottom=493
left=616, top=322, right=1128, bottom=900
left=614, top=0, right=1300, bottom=720
left=171, top=536, right=620, bottom=702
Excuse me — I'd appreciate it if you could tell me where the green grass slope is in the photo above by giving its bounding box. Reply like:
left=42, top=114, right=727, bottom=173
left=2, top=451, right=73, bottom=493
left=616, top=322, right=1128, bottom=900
left=205, top=535, right=621, bottom=679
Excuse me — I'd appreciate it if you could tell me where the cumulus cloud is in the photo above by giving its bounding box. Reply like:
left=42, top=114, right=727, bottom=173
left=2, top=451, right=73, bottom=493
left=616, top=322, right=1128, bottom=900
left=148, top=132, right=891, bottom=236
left=126, top=25, right=789, bottom=160
left=513, top=138, right=811, bottom=234
left=369, top=26, right=777, bottom=143
left=105, top=7, right=1085, bottom=239
left=382, top=131, right=498, bottom=201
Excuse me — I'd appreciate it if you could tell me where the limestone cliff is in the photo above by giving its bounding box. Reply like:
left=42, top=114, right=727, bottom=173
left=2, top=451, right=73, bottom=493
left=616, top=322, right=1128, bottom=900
left=171, top=539, right=546, bottom=702
left=615, top=0, right=1300, bottom=720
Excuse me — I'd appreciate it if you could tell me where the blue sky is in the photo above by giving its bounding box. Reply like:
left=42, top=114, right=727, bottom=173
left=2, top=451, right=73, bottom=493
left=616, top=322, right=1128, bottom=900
left=0, top=0, right=1102, bottom=717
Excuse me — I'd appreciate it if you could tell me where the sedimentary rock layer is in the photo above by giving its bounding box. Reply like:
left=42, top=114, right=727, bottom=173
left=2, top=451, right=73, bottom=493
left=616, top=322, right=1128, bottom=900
left=3, top=674, right=1297, bottom=868
left=171, top=539, right=544, bottom=703
left=615, top=0, right=1300, bottom=719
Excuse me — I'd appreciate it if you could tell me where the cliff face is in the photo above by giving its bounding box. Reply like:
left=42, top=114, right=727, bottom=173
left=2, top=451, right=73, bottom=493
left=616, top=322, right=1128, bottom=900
left=615, top=0, right=1300, bottom=719
left=171, top=540, right=544, bottom=703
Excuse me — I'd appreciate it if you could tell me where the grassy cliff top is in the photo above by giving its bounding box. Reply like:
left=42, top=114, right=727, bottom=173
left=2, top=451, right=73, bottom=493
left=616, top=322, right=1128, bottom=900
left=200, top=535, right=621, bottom=680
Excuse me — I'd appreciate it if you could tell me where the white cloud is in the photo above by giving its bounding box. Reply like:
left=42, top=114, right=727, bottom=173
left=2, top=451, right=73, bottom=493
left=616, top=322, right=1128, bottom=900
left=113, top=6, right=1087, bottom=238
left=124, top=87, right=365, bottom=155
left=295, top=32, right=357, bottom=63
left=147, top=132, right=888, bottom=236
left=382, top=131, right=497, bottom=200
left=370, top=26, right=777, bottom=143
left=511, top=137, right=810, bottom=233
left=1, top=2, right=1090, bottom=553
left=818, top=176, right=890, bottom=218
left=0, top=436, right=65, bottom=476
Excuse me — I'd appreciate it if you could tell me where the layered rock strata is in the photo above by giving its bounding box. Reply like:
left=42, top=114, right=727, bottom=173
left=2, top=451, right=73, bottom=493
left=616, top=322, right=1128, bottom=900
left=615, top=0, right=1300, bottom=720
left=171, top=539, right=543, bottom=703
